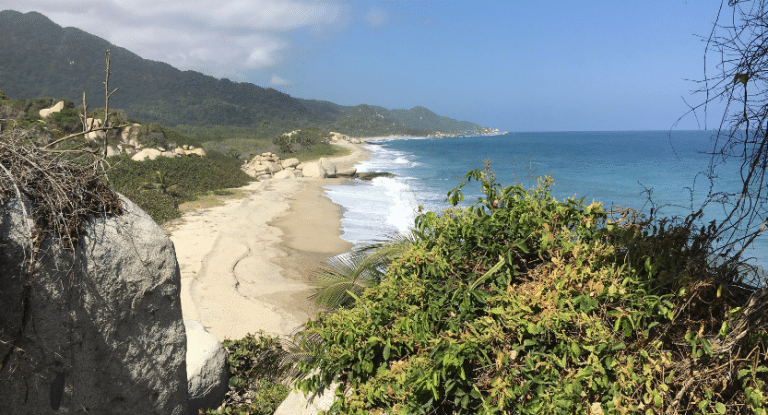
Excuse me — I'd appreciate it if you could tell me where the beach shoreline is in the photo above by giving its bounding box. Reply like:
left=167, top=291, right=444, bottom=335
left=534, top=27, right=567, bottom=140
left=169, top=142, right=371, bottom=341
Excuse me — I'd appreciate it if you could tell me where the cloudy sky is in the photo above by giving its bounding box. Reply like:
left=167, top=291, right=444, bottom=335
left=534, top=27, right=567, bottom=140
left=4, top=1, right=730, bottom=131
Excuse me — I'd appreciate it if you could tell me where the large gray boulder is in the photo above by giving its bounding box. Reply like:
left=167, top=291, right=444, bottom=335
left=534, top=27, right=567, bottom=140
left=185, top=320, right=229, bottom=415
left=302, top=161, right=327, bottom=179
left=319, top=158, right=337, bottom=178
left=0, top=195, right=188, bottom=414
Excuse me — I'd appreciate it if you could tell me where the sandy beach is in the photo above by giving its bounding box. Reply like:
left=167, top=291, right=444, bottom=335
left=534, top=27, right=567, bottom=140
left=169, top=142, right=369, bottom=341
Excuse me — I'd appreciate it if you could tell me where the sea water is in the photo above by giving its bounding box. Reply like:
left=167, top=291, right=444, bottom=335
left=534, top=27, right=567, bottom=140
left=323, top=131, right=766, bottom=274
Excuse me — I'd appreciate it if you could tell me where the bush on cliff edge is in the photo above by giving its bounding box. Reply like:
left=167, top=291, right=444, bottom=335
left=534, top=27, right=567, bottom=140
left=297, top=167, right=768, bottom=414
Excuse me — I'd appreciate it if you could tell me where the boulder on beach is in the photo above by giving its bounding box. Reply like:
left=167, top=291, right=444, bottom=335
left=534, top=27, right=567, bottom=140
left=302, top=161, right=327, bottom=179
left=185, top=320, right=228, bottom=415
left=319, top=158, right=337, bottom=178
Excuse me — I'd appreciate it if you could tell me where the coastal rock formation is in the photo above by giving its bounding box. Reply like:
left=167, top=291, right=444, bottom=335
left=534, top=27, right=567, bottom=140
left=184, top=320, right=229, bottom=415
left=328, top=132, right=365, bottom=145
left=265, top=161, right=283, bottom=173
left=319, top=158, right=337, bottom=178
left=273, top=170, right=296, bottom=180
left=337, top=167, right=357, bottom=177
left=0, top=195, right=188, bottom=414
left=242, top=145, right=361, bottom=180
left=38, top=100, right=64, bottom=118
left=281, top=157, right=300, bottom=168
left=301, top=161, right=327, bottom=179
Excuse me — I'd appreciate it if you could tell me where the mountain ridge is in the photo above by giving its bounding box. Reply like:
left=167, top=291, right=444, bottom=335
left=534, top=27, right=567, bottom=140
left=0, top=9, right=494, bottom=138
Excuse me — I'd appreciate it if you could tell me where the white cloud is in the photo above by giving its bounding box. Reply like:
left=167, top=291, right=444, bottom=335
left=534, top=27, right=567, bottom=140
left=366, top=7, right=387, bottom=28
left=3, top=0, right=348, bottom=78
left=270, top=75, right=291, bottom=86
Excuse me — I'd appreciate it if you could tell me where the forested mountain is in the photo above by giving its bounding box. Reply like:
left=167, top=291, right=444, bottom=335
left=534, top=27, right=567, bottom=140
left=0, top=10, right=489, bottom=138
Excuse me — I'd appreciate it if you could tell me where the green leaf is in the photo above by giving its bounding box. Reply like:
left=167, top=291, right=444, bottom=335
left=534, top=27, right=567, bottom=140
left=469, top=257, right=506, bottom=290
left=698, top=399, right=710, bottom=410
left=716, top=402, right=726, bottom=414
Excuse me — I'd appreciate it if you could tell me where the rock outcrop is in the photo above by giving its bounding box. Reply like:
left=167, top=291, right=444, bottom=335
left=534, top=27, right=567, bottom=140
left=319, top=158, right=337, bottom=178
left=132, top=148, right=163, bottom=161
left=0, top=195, right=188, bottom=414
left=243, top=143, right=365, bottom=180
left=281, top=158, right=300, bottom=168
left=273, top=170, right=296, bottom=180
left=38, top=100, right=64, bottom=118
left=184, top=320, right=229, bottom=415
left=336, top=167, right=357, bottom=177
left=300, top=161, right=327, bottom=179
left=85, top=117, right=106, bottom=142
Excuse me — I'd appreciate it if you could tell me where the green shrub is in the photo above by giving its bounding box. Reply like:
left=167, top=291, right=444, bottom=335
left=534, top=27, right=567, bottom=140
left=108, top=151, right=252, bottom=223
left=206, top=332, right=291, bottom=415
left=297, top=168, right=768, bottom=414
left=272, top=127, right=329, bottom=154
left=48, top=106, right=82, bottom=133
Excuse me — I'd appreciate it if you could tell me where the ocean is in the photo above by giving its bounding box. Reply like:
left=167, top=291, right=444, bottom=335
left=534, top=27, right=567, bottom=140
left=323, top=131, right=766, bottom=276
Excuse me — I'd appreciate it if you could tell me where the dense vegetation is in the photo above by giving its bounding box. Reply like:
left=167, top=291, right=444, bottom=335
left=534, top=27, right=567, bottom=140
left=290, top=168, right=767, bottom=414
left=106, top=152, right=253, bottom=224
left=206, top=333, right=291, bottom=415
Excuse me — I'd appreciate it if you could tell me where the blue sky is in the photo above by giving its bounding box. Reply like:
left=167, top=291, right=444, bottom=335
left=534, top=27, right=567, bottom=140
left=5, top=1, right=729, bottom=131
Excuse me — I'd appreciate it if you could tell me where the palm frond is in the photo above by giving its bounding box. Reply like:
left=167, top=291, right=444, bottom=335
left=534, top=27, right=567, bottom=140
left=310, top=231, right=419, bottom=310
left=277, top=330, right=325, bottom=384
left=310, top=251, right=380, bottom=309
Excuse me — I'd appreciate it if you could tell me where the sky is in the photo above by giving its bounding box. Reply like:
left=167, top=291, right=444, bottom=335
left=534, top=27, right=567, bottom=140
left=2, top=1, right=734, bottom=131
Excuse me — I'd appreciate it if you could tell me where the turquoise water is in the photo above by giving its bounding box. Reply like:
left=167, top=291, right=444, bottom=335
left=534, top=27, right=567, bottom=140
left=324, top=131, right=766, bottom=272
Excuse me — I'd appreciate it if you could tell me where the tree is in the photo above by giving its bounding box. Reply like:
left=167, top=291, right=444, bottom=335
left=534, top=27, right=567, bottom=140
left=686, top=0, right=768, bottom=269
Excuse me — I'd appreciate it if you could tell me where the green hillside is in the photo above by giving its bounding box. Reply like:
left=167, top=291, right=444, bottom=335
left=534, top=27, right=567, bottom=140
left=0, top=9, right=497, bottom=141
